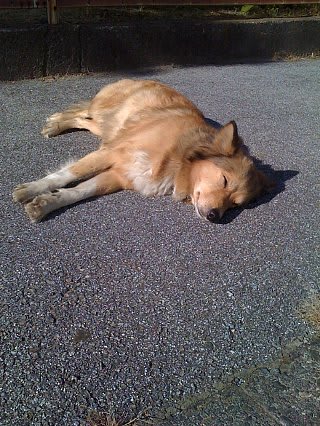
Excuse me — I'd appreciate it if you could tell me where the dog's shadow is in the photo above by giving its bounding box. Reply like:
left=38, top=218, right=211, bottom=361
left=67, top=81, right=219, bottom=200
left=204, top=118, right=299, bottom=224
left=219, top=161, right=298, bottom=224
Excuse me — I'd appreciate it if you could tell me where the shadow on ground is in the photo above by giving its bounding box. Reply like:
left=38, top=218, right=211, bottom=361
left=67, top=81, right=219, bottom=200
left=219, top=165, right=299, bottom=225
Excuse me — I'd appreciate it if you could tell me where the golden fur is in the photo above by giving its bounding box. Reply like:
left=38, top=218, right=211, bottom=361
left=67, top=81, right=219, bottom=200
left=13, top=79, right=273, bottom=223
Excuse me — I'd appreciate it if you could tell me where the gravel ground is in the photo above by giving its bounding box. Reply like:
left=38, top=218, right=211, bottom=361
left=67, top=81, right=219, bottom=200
left=159, top=331, right=320, bottom=425
left=1, top=60, right=319, bottom=425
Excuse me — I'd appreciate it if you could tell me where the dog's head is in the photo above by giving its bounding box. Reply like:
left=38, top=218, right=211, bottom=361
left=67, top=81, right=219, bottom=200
left=186, top=121, right=274, bottom=222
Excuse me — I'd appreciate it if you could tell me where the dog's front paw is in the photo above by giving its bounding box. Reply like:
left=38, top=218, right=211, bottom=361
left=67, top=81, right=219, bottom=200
left=24, top=195, right=50, bottom=223
left=13, top=183, right=36, bottom=204
left=172, top=188, right=189, bottom=202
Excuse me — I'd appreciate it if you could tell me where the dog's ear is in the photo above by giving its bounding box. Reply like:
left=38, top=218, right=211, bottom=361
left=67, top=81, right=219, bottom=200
left=185, top=121, right=242, bottom=161
left=257, top=170, right=276, bottom=193
left=214, top=121, right=242, bottom=156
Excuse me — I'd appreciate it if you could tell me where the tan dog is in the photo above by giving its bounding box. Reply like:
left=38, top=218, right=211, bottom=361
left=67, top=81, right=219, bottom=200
left=13, top=79, right=273, bottom=223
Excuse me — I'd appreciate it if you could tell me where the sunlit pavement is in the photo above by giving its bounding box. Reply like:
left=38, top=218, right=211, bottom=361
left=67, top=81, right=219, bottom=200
left=1, top=60, right=319, bottom=425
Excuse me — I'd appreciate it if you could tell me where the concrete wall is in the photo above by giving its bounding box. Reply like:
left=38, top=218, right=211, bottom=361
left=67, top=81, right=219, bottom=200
left=1, top=18, right=319, bottom=80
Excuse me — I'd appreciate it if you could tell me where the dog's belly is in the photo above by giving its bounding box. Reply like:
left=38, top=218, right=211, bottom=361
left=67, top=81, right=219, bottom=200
left=126, top=151, right=173, bottom=197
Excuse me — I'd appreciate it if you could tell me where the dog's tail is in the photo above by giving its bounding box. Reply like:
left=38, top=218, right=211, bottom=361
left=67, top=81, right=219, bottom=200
left=58, top=101, right=91, bottom=118
left=41, top=100, right=102, bottom=138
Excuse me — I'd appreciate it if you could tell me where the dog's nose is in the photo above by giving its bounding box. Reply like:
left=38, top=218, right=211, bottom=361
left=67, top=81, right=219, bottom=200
left=207, top=208, right=220, bottom=223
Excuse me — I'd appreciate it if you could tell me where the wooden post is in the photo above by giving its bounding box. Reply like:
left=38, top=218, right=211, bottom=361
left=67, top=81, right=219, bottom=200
left=47, top=0, right=58, bottom=25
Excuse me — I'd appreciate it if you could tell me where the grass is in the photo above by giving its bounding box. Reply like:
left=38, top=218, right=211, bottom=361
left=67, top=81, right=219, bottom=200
left=87, top=408, right=150, bottom=426
left=87, top=414, right=120, bottom=426
left=299, top=294, right=320, bottom=331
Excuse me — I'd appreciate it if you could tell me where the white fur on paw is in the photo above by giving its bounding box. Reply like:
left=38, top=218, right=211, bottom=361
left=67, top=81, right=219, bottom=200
left=24, top=195, right=50, bottom=223
left=24, top=192, right=62, bottom=223
left=47, top=112, right=62, bottom=121
left=172, top=188, right=188, bottom=202
left=41, top=113, right=64, bottom=138
left=13, top=183, right=35, bottom=203
left=41, top=122, right=60, bottom=138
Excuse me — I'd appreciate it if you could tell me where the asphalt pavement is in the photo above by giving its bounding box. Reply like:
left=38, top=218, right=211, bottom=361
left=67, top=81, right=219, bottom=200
left=1, top=60, right=319, bottom=425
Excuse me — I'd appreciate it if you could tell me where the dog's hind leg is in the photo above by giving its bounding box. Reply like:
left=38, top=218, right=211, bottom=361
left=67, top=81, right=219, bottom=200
left=23, top=169, right=125, bottom=223
left=41, top=101, right=102, bottom=138
left=13, top=149, right=114, bottom=204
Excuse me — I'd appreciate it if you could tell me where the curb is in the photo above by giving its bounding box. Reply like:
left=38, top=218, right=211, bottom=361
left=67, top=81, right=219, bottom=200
left=1, top=18, right=319, bottom=80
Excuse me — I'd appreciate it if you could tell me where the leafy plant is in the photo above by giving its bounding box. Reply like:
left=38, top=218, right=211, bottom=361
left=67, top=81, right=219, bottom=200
left=240, top=4, right=254, bottom=15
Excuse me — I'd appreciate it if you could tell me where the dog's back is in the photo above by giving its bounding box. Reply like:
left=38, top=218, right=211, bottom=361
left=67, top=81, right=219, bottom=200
left=88, top=79, right=205, bottom=144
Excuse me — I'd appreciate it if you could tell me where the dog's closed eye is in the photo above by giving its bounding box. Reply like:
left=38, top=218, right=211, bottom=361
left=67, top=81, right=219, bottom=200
left=223, top=175, right=228, bottom=188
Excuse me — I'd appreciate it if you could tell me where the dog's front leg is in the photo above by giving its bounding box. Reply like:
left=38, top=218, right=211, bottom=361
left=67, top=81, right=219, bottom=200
left=13, top=149, right=112, bottom=204
left=172, top=164, right=191, bottom=201
left=13, top=167, right=76, bottom=204
left=23, top=169, right=125, bottom=223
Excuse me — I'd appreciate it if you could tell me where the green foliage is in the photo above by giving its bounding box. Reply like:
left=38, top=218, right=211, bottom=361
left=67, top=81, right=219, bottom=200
left=267, top=5, right=280, bottom=17
left=240, top=5, right=254, bottom=15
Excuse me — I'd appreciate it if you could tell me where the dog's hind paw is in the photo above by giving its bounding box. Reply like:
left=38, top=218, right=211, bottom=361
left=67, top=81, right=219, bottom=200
left=41, top=113, right=63, bottom=138
left=41, top=122, right=59, bottom=138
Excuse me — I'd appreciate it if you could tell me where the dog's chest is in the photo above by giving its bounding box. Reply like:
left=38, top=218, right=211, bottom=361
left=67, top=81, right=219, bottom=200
left=126, top=151, right=173, bottom=197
